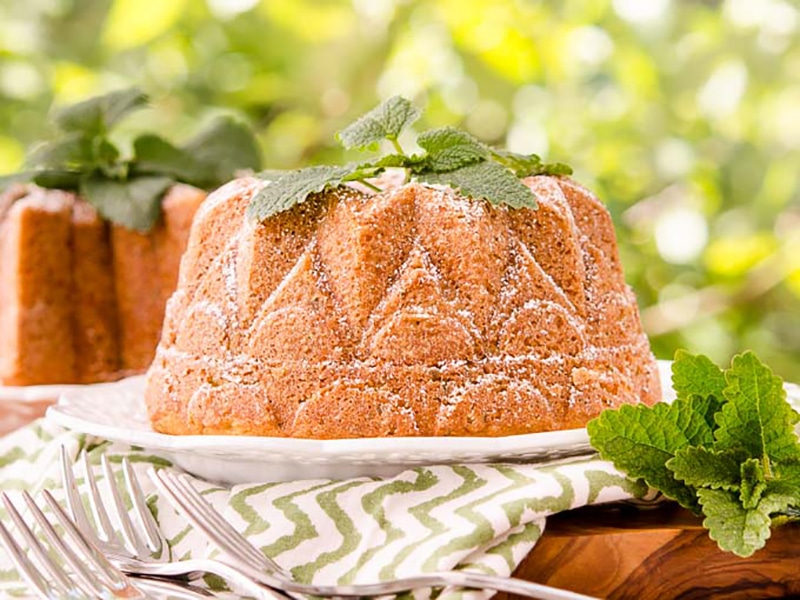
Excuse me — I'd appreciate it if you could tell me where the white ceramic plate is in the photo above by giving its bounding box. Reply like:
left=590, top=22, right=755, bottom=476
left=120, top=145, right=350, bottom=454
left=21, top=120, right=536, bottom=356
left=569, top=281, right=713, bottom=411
left=0, top=380, right=133, bottom=436
left=45, top=361, right=800, bottom=485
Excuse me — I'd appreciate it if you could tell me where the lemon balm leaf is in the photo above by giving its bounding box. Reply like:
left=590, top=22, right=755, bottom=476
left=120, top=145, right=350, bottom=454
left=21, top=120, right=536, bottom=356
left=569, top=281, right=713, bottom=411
left=337, top=96, right=421, bottom=150
left=697, top=488, right=772, bottom=557
left=492, top=149, right=573, bottom=177
left=715, top=351, right=800, bottom=465
left=182, top=116, right=262, bottom=186
left=667, top=447, right=741, bottom=491
left=415, top=127, right=489, bottom=172
left=587, top=402, right=706, bottom=510
left=255, top=95, right=573, bottom=219
left=248, top=165, right=355, bottom=221
left=415, top=161, right=538, bottom=209
left=739, top=458, right=767, bottom=509
left=590, top=349, right=800, bottom=557
left=82, top=174, right=173, bottom=232
left=672, top=350, right=728, bottom=404
left=54, top=87, right=147, bottom=134
left=133, top=134, right=209, bottom=184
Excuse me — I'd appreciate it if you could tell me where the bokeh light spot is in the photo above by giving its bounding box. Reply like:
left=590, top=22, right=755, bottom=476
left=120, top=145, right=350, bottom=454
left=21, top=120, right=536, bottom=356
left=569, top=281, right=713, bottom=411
left=698, top=61, right=748, bottom=118
left=613, top=0, right=670, bottom=24
left=207, top=0, right=260, bottom=20
left=0, top=62, right=43, bottom=99
left=655, top=206, right=708, bottom=264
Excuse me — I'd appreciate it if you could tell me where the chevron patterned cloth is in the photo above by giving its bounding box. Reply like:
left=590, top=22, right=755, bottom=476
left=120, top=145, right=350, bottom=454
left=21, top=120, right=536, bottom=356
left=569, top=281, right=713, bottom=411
left=0, top=420, right=651, bottom=598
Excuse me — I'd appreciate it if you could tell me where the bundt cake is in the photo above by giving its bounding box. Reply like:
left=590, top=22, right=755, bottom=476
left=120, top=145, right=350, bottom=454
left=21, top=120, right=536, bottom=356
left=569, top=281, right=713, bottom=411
left=145, top=175, right=660, bottom=438
left=0, top=183, right=206, bottom=386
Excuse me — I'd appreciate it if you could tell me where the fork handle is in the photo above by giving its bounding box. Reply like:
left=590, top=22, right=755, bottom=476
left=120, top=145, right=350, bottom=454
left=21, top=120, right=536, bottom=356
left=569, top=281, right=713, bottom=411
left=285, top=572, right=595, bottom=600
left=131, top=576, right=215, bottom=599
left=227, top=559, right=598, bottom=599
left=119, top=558, right=287, bottom=600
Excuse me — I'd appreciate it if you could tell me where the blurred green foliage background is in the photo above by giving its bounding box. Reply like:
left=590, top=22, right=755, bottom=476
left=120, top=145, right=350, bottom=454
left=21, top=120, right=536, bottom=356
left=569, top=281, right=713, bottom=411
left=1, top=0, right=799, bottom=377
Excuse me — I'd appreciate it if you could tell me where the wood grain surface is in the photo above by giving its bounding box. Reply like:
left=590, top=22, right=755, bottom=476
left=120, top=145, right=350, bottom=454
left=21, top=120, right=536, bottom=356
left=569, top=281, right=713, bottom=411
left=501, top=502, right=800, bottom=600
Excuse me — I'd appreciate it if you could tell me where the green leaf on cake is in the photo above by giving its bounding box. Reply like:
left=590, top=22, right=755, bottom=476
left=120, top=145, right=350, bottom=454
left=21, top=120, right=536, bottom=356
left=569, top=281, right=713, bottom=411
left=491, top=149, right=573, bottom=178
left=372, top=153, right=420, bottom=169
left=252, top=95, right=574, bottom=219
left=182, top=116, right=262, bottom=185
left=32, top=170, right=83, bottom=191
left=54, top=87, right=147, bottom=134
left=415, top=161, right=538, bottom=209
left=248, top=165, right=354, bottom=221
left=26, top=133, right=95, bottom=170
left=82, top=174, right=173, bottom=232
left=340, top=164, right=386, bottom=183
left=337, top=95, right=421, bottom=150
left=5, top=89, right=263, bottom=231
left=256, top=169, right=291, bottom=182
left=133, top=134, right=209, bottom=185
left=414, top=127, right=489, bottom=172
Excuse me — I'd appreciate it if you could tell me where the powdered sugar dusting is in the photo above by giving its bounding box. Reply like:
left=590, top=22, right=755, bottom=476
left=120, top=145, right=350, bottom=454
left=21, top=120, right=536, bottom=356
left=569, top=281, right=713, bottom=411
left=147, top=179, right=660, bottom=438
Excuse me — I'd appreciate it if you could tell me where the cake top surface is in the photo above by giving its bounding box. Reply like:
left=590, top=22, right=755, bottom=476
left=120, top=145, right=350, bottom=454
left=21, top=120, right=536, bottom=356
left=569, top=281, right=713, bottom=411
left=164, top=173, right=636, bottom=369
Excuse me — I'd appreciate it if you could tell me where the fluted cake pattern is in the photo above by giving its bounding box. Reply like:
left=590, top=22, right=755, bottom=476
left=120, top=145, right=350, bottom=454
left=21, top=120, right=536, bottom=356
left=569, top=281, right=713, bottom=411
left=145, top=175, right=660, bottom=438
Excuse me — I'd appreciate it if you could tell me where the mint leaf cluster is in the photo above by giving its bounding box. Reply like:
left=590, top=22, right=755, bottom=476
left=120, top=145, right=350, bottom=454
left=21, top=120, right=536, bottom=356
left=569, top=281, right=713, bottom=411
left=588, top=350, right=800, bottom=557
left=0, top=88, right=261, bottom=231
left=248, top=96, right=572, bottom=221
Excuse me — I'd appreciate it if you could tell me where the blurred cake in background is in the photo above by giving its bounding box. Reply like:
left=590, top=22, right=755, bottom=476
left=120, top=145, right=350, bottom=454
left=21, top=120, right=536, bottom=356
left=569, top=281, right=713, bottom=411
left=0, top=87, right=261, bottom=387
left=0, top=183, right=205, bottom=385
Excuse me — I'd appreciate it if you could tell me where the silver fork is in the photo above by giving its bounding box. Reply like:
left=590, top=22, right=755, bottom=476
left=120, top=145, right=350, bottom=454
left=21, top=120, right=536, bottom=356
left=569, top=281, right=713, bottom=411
left=0, top=489, right=210, bottom=599
left=59, top=447, right=290, bottom=600
left=152, top=468, right=600, bottom=600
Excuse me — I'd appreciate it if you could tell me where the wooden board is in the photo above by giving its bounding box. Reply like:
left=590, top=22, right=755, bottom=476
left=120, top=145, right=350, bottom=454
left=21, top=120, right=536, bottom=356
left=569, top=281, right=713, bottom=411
left=500, top=503, right=800, bottom=599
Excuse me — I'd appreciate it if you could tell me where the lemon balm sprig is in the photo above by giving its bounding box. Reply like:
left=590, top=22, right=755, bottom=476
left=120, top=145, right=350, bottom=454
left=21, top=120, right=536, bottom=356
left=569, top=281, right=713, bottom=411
left=588, top=350, right=800, bottom=557
left=247, top=95, right=572, bottom=221
left=0, top=88, right=262, bottom=231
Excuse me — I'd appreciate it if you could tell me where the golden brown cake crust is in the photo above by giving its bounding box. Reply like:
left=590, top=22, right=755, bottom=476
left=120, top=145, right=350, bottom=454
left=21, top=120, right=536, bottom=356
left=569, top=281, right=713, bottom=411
left=71, top=200, right=119, bottom=383
left=145, top=176, right=661, bottom=438
left=0, top=190, right=76, bottom=385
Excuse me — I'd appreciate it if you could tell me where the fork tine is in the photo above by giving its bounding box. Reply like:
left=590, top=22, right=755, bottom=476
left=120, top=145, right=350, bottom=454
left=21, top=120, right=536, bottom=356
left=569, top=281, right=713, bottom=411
left=150, top=470, right=246, bottom=561
left=41, top=489, right=134, bottom=593
left=152, top=469, right=277, bottom=571
left=100, top=453, right=148, bottom=558
left=175, top=473, right=270, bottom=568
left=0, top=518, right=53, bottom=599
left=59, top=446, right=95, bottom=540
left=84, top=452, right=117, bottom=543
left=122, top=457, right=163, bottom=555
left=177, top=473, right=277, bottom=570
left=1, top=493, right=75, bottom=596
left=20, top=490, right=109, bottom=598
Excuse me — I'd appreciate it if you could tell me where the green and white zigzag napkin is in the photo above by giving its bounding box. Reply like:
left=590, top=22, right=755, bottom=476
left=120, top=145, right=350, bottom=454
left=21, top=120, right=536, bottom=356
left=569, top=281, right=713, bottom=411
left=0, top=420, right=651, bottom=599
